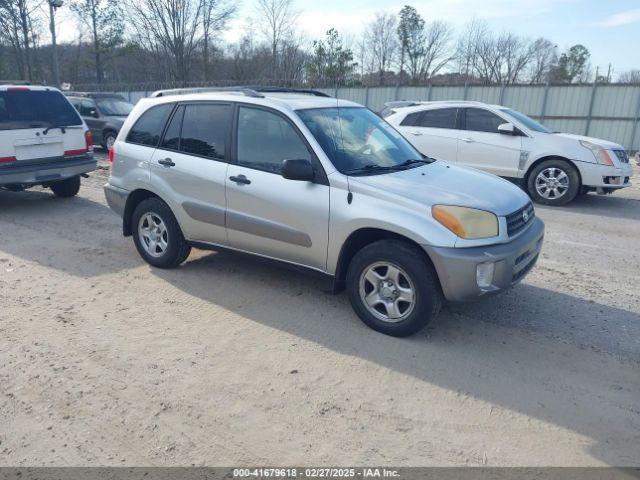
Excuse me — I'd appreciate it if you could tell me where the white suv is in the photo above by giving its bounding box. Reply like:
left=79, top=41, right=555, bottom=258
left=0, top=85, right=96, bottom=197
left=385, top=101, right=633, bottom=206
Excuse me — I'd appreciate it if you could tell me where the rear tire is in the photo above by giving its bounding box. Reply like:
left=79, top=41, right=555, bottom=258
left=50, top=175, right=81, bottom=198
left=527, top=159, right=580, bottom=206
left=132, top=197, right=191, bottom=268
left=346, top=239, right=442, bottom=337
left=103, top=131, right=117, bottom=150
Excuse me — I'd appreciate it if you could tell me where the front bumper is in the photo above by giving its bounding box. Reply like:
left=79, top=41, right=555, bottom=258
left=423, top=217, right=544, bottom=302
left=579, top=161, right=633, bottom=190
left=0, top=155, right=96, bottom=187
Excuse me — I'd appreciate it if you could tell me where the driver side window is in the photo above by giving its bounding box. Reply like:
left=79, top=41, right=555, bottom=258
left=464, top=108, right=504, bottom=133
left=237, top=106, right=310, bottom=174
left=80, top=99, right=97, bottom=116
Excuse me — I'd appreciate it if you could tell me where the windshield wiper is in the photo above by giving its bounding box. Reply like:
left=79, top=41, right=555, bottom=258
left=43, top=124, right=68, bottom=135
left=391, top=158, right=432, bottom=170
left=343, top=164, right=397, bottom=175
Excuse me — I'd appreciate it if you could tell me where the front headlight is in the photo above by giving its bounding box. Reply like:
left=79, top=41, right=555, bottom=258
left=579, top=140, right=614, bottom=166
left=432, top=205, right=498, bottom=239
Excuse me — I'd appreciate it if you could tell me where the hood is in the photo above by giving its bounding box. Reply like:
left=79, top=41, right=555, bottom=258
left=349, top=161, right=530, bottom=217
left=552, top=132, right=623, bottom=150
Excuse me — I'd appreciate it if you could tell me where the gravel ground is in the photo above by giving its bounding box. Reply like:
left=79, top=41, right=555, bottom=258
left=1, top=151, right=639, bottom=466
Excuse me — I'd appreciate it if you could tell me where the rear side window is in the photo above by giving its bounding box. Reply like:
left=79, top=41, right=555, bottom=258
left=401, top=108, right=457, bottom=129
left=126, top=104, right=173, bottom=147
left=179, top=103, right=230, bottom=160
left=464, top=108, right=505, bottom=133
left=0, top=89, right=82, bottom=130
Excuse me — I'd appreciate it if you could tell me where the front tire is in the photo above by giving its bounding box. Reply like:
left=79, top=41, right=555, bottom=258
left=132, top=197, right=191, bottom=268
left=50, top=175, right=81, bottom=197
left=527, top=159, right=580, bottom=206
left=346, top=239, right=442, bottom=337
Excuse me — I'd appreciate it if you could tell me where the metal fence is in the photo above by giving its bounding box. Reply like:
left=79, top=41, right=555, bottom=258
left=116, top=84, right=640, bottom=152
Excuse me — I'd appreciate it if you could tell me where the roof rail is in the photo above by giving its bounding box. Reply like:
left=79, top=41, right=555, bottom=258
left=247, top=86, right=332, bottom=98
left=149, top=85, right=333, bottom=99
left=150, top=86, right=265, bottom=98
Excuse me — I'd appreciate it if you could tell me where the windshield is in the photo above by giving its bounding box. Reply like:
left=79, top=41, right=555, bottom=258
left=297, top=107, right=429, bottom=175
left=97, top=98, right=133, bottom=116
left=0, top=89, right=82, bottom=130
left=500, top=108, right=552, bottom=134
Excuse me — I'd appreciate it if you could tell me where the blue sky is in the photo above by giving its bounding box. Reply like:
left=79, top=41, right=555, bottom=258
left=224, top=0, right=640, bottom=78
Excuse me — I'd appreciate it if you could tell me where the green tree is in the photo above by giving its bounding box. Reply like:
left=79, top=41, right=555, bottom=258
left=396, top=5, right=424, bottom=84
left=552, top=44, right=590, bottom=83
left=306, top=28, right=356, bottom=87
left=70, top=0, right=123, bottom=83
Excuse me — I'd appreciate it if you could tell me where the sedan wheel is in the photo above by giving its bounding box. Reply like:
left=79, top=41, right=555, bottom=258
left=535, top=167, right=570, bottom=200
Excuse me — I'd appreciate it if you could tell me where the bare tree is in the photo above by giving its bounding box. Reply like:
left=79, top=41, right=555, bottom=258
left=618, top=69, right=640, bottom=84
left=202, top=0, right=235, bottom=81
left=70, top=0, right=124, bottom=83
left=125, top=0, right=204, bottom=84
left=419, top=20, right=453, bottom=81
left=255, top=0, right=298, bottom=77
left=0, top=0, right=40, bottom=81
left=527, top=37, right=557, bottom=83
left=458, top=20, right=535, bottom=84
left=364, top=12, right=397, bottom=86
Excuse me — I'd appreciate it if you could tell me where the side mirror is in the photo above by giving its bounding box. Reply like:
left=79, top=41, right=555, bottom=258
left=89, top=109, right=99, bottom=118
left=281, top=159, right=315, bottom=182
left=497, top=122, right=517, bottom=135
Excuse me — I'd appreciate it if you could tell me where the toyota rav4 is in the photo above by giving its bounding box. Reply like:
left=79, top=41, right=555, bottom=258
left=104, top=87, right=544, bottom=337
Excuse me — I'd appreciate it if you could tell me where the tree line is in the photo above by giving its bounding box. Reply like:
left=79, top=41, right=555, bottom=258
left=0, top=0, right=638, bottom=89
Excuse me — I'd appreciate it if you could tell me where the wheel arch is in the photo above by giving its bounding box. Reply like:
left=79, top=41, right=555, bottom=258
left=524, top=155, right=583, bottom=187
left=122, top=188, right=167, bottom=236
left=332, top=227, right=441, bottom=294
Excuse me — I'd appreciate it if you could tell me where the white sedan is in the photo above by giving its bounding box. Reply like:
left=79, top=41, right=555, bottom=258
left=384, top=101, right=633, bottom=205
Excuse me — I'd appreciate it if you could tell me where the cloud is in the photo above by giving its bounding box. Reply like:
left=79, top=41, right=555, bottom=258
left=599, top=9, right=640, bottom=28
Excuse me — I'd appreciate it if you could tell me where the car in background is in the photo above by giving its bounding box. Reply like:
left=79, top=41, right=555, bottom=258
left=384, top=101, right=633, bottom=206
left=66, top=92, right=133, bottom=150
left=0, top=85, right=96, bottom=197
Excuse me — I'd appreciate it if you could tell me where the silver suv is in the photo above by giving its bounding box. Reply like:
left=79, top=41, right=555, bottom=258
left=104, top=87, right=544, bottom=337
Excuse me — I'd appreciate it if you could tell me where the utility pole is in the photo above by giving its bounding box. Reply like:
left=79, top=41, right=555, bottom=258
left=49, top=0, right=63, bottom=87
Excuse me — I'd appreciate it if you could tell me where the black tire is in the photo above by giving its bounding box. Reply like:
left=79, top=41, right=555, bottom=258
left=346, top=239, right=442, bottom=337
left=50, top=175, right=81, bottom=197
left=102, top=130, right=117, bottom=150
left=131, top=197, right=191, bottom=269
left=527, top=159, right=580, bottom=206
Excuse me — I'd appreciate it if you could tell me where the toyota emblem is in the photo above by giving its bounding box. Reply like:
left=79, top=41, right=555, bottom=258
left=522, top=210, right=529, bottom=222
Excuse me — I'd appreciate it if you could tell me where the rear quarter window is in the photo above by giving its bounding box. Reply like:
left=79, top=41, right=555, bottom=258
left=0, top=89, right=82, bottom=130
left=126, top=103, right=174, bottom=147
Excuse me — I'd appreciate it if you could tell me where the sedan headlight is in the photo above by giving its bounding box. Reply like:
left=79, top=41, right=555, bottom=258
left=579, top=140, right=614, bottom=166
left=432, top=205, right=498, bottom=239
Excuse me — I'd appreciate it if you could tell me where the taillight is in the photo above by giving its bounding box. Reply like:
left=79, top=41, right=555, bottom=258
left=7, top=87, right=30, bottom=91
left=85, top=130, right=93, bottom=152
left=108, top=146, right=115, bottom=163
left=0, top=156, right=17, bottom=163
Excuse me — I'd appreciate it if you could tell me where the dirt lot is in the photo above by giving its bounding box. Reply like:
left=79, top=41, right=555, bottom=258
left=1, top=152, right=639, bottom=467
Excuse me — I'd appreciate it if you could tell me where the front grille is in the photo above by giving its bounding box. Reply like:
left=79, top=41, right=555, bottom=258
left=613, top=150, right=629, bottom=163
left=506, top=202, right=534, bottom=237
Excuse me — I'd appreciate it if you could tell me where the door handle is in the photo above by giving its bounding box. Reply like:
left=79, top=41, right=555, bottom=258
left=463, top=137, right=475, bottom=143
left=158, top=158, right=175, bottom=167
left=229, top=175, right=251, bottom=185
left=411, top=131, right=423, bottom=136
